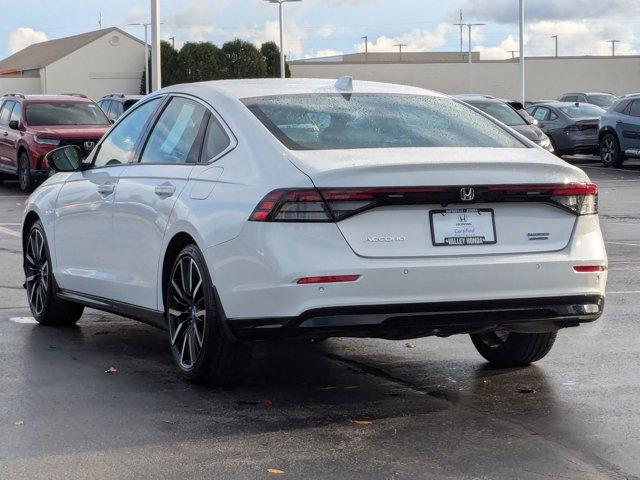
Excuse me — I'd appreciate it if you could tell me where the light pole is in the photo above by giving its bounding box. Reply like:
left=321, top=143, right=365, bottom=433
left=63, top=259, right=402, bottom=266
left=394, top=43, right=407, bottom=63
left=551, top=35, right=558, bottom=57
left=362, top=36, right=368, bottom=63
left=128, top=23, right=151, bottom=95
left=607, top=39, right=620, bottom=57
left=518, top=0, right=525, bottom=104
left=264, top=0, right=302, bottom=79
left=150, top=0, right=161, bottom=91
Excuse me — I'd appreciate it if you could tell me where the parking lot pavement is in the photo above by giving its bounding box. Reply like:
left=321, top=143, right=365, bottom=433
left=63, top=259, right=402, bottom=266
left=1, top=159, right=639, bottom=480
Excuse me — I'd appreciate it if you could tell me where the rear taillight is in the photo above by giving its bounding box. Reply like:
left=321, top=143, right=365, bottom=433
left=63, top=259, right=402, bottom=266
left=487, top=183, right=598, bottom=215
left=250, top=189, right=332, bottom=222
left=250, top=183, right=598, bottom=222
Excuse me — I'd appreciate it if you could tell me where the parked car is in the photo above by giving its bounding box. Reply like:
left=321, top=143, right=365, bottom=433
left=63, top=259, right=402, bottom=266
left=98, top=93, right=143, bottom=122
left=456, top=95, right=553, bottom=152
left=557, top=92, right=618, bottom=110
left=23, top=78, right=606, bottom=384
left=0, top=93, right=111, bottom=192
left=598, top=93, right=640, bottom=167
left=526, top=101, right=605, bottom=156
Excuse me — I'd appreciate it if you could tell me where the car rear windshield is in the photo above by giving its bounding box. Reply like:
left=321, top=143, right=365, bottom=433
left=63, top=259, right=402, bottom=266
left=559, top=104, right=606, bottom=119
left=243, top=94, right=525, bottom=150
left=26, top=102, right=110, bottom=126
left=586, top=94, right=617, bottom=109
left=470, top=101, right=527, bottom=126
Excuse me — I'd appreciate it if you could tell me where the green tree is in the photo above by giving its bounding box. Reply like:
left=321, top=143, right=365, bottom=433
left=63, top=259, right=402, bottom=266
left=180, top=41, right=226, bottom=82
left=260, top=41, right=291, bottom=78
left=140, top=40, right=182, bottom=93
left=222, top=39, right=267, bottom=79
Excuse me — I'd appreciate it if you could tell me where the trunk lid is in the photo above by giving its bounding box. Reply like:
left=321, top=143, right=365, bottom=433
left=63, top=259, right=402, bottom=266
left=288, top=147, right=590, bottom=258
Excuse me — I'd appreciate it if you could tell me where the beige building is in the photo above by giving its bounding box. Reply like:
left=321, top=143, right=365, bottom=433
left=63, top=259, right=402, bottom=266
left=0, top=27, right=145, bottom=100
left=290, top=54, right=640, bottom=100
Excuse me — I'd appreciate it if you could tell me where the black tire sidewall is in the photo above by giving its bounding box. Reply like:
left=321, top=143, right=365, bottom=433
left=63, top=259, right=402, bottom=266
left=19, top=152, right=33, bottom=193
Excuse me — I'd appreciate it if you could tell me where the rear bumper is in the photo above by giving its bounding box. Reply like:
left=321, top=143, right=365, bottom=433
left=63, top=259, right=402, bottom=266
left=228, top=295, right=604, bottom=341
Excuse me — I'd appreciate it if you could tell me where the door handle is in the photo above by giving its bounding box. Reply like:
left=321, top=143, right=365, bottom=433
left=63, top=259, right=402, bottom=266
left=97, top=183, right=116, bottom=195
left=1, top=131, right=8, bottom=137
left=155, top=184, right=176, bottom=197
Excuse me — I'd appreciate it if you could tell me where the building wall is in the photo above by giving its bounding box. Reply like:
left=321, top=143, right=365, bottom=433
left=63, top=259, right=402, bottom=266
left=45, top=31, right=145, bottom=100
left=290, top=56, right=640, bottom=99
left=0, top=75, right=41, bottom=95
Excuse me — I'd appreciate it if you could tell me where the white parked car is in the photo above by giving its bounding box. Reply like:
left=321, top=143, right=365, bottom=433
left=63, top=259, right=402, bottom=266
left=22, top=78, right=607, bottom=384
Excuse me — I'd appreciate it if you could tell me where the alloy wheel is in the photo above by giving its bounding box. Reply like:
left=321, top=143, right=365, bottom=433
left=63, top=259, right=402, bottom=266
left=25, top=228, right=49, bottom=316
left=168, top=256, right=206, bottom=369
left=601, top=137, right=615, bottom=164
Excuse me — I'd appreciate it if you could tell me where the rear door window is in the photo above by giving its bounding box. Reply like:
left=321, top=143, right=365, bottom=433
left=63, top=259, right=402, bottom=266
left=629, top=100, right=640, bottom=118
left=139, top=97, right=209, bottom=164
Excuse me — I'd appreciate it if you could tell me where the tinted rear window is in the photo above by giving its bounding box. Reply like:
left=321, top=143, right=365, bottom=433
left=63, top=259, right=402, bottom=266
left=243, top=94, right=525, bottom=150
left=26, top=102, right=109, bottom=126
left=469, top=101, right=527, bottom=126
left=559, top=104, right=605, bottom=118
left=586, top=94, right=617, bottom=109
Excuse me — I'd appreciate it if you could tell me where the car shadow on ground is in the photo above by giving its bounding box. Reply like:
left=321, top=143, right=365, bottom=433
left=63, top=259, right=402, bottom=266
left=7, top=314, right=569, bottom=460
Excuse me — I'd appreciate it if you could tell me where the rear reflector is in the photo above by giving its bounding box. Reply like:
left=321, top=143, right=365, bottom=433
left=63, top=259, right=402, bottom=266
left=249, top=183, right=598, bottom=222
left=297, top=275, right=360, bottom=285
left=573, top=266, right=606, bottom=273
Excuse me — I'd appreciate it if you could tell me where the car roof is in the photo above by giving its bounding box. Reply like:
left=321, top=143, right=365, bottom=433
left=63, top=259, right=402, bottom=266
left=161, top=78, right=445, bottom=101
left=101, top=94, right=144, bottom=101
left=3, top=94, right=94, bottom=103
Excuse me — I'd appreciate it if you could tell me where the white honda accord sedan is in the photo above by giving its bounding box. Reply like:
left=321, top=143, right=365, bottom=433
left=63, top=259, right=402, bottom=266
left=22, top=78, right=607, bottom=384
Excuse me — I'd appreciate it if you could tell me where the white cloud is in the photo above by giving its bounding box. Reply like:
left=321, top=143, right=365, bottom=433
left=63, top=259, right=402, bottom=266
left=355, top=24, right=450, bottom=53
left=476, top=20, right=638, bottom=59
left=314, top=49, right=343, bottom=58
left=127, top=0, right=227, bottom=46
left=9, top=27, right=48, bottom=53
left=234, top=19, right=314, bottom=57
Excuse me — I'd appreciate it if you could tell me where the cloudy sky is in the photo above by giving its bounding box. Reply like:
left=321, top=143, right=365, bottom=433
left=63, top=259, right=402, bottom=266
left=2, top=0, right=639, bottom=60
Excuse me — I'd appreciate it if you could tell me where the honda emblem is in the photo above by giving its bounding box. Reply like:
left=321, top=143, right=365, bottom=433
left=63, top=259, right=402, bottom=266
left=460, top=187, right=475, bottom=202
left=83, top=141, right=96, bottom=151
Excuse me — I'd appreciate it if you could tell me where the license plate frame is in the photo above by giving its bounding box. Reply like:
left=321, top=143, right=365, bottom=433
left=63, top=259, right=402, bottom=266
left=429, top=208, right=497, bottom=247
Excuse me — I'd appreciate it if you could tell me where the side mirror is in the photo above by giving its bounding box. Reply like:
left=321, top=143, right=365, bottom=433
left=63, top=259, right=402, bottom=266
left=45, top=145, right=82, bottom=172
left=9, top=120, right=20, bottom=130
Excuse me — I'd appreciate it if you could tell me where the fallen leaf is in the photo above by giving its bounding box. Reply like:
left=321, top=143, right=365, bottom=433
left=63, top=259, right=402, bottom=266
left=349, top=419, right=373, bottom=426
left=518, top=388, right=536, bottom=394
left=260, top=399, right=273, bottom=408
left=267, top=468, right=285, bottom=475
left=105, top=367, right=117, bottom=374
left=405, top=343, right=416, bottom=349
left=162, top=419, right=176, bottom=425
left=14, top=420, right=24, bottom=426
left=483, top=378, right=491, bottom=384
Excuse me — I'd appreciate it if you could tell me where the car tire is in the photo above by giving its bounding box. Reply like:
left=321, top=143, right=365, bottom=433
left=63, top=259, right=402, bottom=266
left=18, top=152, right=34, bottom=193
left=24, top=221, right=84, bottom=326
left=166, top=244, right=252, bottom=385
left=470, top=330, right=557, bottom=367
left=600, top=133, right=625, bottom=167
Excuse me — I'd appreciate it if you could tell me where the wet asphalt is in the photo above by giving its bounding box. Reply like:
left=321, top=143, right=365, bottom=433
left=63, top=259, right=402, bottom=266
left=0, top=157, right=639, bottom=479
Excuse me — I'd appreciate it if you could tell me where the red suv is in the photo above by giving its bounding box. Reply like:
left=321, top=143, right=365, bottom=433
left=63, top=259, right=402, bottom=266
left=0, top=93, right=111, bottom=192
